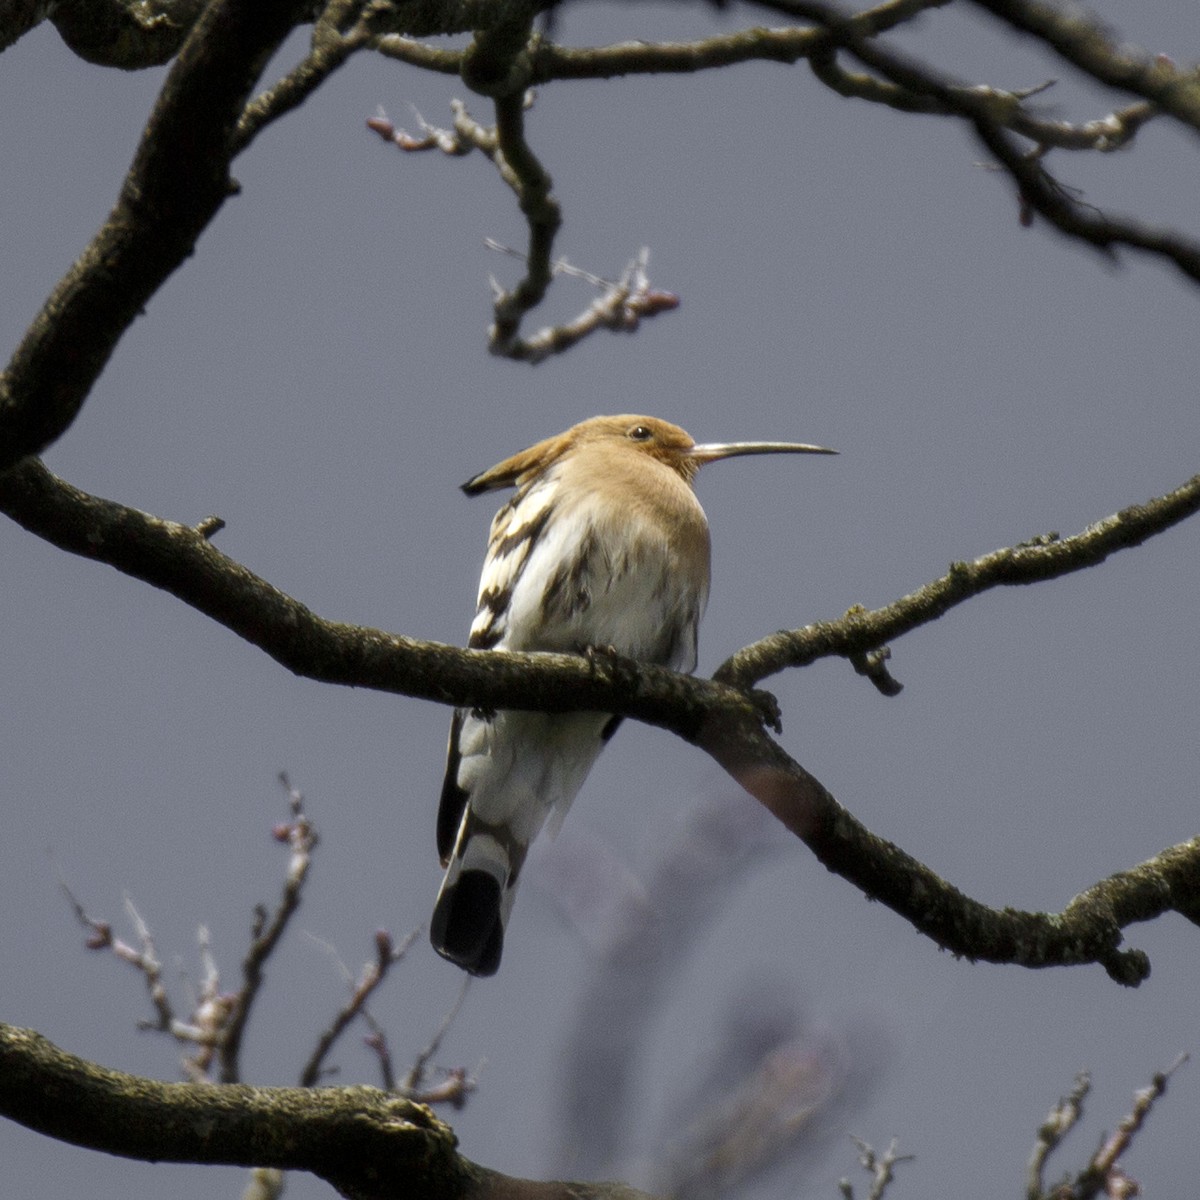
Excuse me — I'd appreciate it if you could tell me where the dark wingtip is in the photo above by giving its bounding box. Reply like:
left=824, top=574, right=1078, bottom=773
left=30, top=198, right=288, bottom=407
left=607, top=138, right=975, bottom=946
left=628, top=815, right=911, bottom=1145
left=430, top=870, right=505, bottom=977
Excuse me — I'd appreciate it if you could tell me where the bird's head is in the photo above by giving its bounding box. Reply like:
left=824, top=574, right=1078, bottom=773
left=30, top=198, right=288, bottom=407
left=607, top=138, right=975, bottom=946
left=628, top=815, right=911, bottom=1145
left=462, top=414, right=836, bottom=495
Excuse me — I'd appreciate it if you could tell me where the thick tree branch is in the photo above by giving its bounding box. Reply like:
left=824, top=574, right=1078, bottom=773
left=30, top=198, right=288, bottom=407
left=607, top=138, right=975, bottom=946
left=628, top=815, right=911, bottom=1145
left=0, top=0, right=313, bottom=474
left=0, top=0, right=206, bottom=67
left=702, top=709, right=1200, bottom=986
left=0, top=1024, right=654, bottom=1200
left=3, top=458, right=1200, bottom=984
left=0, top=458, right=750, bottom=738
left=52, top=0, right=207, bottom=66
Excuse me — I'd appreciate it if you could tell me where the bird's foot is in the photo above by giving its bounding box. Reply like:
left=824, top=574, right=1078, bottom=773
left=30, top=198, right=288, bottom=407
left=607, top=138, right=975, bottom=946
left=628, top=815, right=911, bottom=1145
left=582, top=643, right=639, bottom=688
left=849, top=645, right=904, bottom=697
left=748, top=687, right=783, bottom=734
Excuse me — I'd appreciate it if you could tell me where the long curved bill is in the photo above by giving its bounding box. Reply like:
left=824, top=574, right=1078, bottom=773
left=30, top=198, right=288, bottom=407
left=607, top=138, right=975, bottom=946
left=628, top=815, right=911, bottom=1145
left=687, top=439, right=838, bottom=463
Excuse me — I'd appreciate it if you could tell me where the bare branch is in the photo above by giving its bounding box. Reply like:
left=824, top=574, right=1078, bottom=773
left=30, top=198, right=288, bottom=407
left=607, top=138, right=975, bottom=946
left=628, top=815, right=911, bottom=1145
left=967, top=0, right=1200, bottom=135
left=702, top=706, right=1200, bottom=986
left=1027, top=1071, right=1091, bottom=1200
left=483, top=87, right=563, bottom=354
left=529, top=0, right=947, bottom=83
left=401, top=977, right=473, bottom=1104
left=488, top=246, right=680, bottom=364
left=970, top=116, right=1200, bottom=283
left=0, top=1024, right=656, bottom=1200
left=41, top=0, right=204, bottom=68
left=219, top=778, right=318, bottom=1083
left=529, top=25, right=828, bottom=80
left=367, top=100, right=492, bottom=155
left=60, top=885, right=176, bottom=1035
left=807, top=43, right=1155, bottom=152
left=717, top=471, right=1200, bottom=688
left=745, top=0, right=1200, bottom=281
left=839, top=1137, right=913, bottom=1200
left=1026, top=1059, right=1188, bottom=1200
left=235, top=0, right=387, bottom=152
left=373, top=34, right=464, bottom=73
left=0, top=0, right=314, bottom=472
left=299, top=927, right=420, bottom=1088
left=59, top=882, right=237, bottom=1076
left=360, top=0, right=1184, bottom=357
left=5, top=459, right=1200, bottom=984
left=370, top=93, right=682, bottom=357
left=1074, top=1056, right=1189, bottom=1200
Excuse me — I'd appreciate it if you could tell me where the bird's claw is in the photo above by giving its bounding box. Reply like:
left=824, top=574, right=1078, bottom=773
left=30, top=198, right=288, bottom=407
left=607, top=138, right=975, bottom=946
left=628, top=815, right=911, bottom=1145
left=748, top=688, right=783, bottom=733
left=583, top=644, right=644, bottom=694
left=850, top=646, right=904, bottom=697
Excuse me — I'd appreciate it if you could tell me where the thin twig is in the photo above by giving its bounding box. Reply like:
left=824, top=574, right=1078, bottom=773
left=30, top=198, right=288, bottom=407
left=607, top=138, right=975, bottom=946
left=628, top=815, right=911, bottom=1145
left=235, top=0, right=384, bottom=152
left=405, top=974, right=475, bottom=1104
left=1027, top=1071, right=1090, bottom=1200
left=298, top=927, right=419, bottom=1088
left=839, top=1136, right=914, bottom=1200
left=218, top=775, right=318, bottom=1083
left=1026, top=1059, right=1188, bottom=1200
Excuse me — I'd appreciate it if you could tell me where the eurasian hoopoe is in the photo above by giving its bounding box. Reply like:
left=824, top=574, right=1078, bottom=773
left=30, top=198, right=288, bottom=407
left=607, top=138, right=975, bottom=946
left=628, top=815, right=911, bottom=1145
left=431, top=415, right=836, bottom=975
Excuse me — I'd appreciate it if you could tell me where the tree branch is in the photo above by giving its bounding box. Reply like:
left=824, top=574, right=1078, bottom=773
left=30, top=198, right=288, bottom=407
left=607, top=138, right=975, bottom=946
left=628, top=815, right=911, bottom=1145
left=967, top=0, right=1200, bottom=135
left=55, top=0, right=207, bottom=66
left=1, top=0, right=206, bottom=67
left=482, top=88, right=565, bottom=356
left=0, top=1024, right=654, bottom=1200
left=0, top=458, right=751, bottom=737
left=219, top=794, right=318, bottom=1084
left=1025, top=1060, right=1189, bottom=1200
left=702, top=708, right=1200, bottom=986
left=528, top=25, right=828, bottom=81
left=969, top=115, right=1200, bottom=283
left=0, top=0, right=314, bottom=473
left=739, top=0, right=1200, bottom=282
left=235, top=0, right=386, bottom=152
left=3, top=457, right=1200, bottom=984
left=717, top=471, right=1200, bottom=688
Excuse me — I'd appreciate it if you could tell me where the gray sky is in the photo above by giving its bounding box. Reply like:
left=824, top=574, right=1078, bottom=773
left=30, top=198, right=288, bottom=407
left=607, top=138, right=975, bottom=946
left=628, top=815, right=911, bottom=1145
left=4, top=3, right=1200, bottom=1197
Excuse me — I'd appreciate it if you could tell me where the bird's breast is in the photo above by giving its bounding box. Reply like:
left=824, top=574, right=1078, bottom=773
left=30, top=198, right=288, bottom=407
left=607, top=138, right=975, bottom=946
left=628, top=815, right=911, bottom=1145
left=490, top=462, right=711, bottom=671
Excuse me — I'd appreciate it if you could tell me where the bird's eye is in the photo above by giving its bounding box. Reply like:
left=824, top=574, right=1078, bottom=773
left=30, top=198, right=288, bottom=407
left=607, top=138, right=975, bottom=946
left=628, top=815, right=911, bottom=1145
left=628, top=424, right=653, bottom=442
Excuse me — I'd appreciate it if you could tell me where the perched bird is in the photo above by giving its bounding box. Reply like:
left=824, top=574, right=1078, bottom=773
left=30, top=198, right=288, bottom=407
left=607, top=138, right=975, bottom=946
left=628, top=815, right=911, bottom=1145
left=431, top=415, right=836, bottom=975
